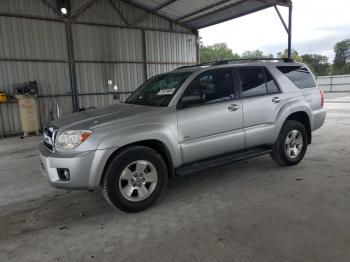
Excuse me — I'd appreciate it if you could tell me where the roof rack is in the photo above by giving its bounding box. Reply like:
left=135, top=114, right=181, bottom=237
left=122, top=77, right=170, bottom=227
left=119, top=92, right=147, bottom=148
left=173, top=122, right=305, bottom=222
left=175, top=57, right=294, bottom=70
left=175, top=61, right=212, bottom=70
left=211, top=57, right=294, bottom=65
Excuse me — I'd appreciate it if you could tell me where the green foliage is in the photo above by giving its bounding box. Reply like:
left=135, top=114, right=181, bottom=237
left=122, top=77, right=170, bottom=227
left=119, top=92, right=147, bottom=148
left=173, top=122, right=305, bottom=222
left=200, top=43, right=273, bottom=63
left=277, top=49, right=303, bottom=62
left=301, top=54, right=330, bottom=76
left=241, top=50, right=273, bottom=59
left=199, top=39, right=350, bottom=76
left=200, top=43, right=239, bottom=63
left=333, top=39, right=350, bottom=75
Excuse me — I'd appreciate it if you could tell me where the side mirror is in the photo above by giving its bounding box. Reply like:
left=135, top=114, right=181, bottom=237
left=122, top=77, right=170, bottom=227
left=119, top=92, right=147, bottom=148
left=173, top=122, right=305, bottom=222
left=180, top=94, right=203, bottom=108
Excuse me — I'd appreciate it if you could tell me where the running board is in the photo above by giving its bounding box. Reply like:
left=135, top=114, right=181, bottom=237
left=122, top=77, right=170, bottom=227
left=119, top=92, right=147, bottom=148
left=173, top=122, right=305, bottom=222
left=175, top=147, right=273, bottom=177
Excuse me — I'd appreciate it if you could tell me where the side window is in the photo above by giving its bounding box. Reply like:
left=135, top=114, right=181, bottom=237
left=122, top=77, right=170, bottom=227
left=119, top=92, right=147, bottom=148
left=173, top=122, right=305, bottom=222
left=277, top=66, right=316, bottom=89
left=264, top=68, right=280, bottom=94
left=180, top=69, right=234, bottom=107
left=239, top=68, right=267, bottom=98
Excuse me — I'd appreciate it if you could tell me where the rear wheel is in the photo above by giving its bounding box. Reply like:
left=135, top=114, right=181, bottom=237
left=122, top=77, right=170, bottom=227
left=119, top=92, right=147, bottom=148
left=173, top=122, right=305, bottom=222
left=270, top=120, right=308, bottom=166
left=102, top=146, right=168, bottom=212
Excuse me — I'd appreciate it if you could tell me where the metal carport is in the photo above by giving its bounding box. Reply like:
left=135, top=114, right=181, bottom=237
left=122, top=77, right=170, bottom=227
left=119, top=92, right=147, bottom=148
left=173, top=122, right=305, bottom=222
left=125, top=0, right=293, bottom=57
left=0, top=0, right=292, bottom=137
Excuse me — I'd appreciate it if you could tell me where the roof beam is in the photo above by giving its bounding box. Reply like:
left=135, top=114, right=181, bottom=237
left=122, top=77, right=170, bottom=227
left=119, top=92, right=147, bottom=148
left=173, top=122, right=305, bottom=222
left=274, top=4, right=288, bottom=33
left=153, top=0, right=180, bottom=12
left=0, top=11, right=194, bottom=34
left=177, top=0, right=291, bottom=23
left=41, top=0, right=62, bottom=17
left=256, top=0, right=292, bottom=7
left=131, top=0, right=179, bottom=25
left=70, top=0, right=98, bottom=19
left=119, top=0, right=192, bottom=30
left=176, top=0, right=232, bottom=22
left=109, top=0, right=129, bottom=25
left=188, top=2, right=272, bottom=29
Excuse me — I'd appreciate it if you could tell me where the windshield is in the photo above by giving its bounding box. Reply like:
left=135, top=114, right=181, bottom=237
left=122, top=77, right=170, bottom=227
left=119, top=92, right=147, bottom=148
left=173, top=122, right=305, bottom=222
left=125, top=72, right=192, bottom=107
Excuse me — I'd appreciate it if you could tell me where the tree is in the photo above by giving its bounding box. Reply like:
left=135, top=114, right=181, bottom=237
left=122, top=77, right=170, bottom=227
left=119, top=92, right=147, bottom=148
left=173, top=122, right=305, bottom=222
left=333, top=39, right=350, bottom=75
left=200, top=43, right=239, bottom=63
left=241, top=49, right=273, bottom=59
left=277, top=49, right=303, bottom=62
left=301, top=54, right=330, bottom=76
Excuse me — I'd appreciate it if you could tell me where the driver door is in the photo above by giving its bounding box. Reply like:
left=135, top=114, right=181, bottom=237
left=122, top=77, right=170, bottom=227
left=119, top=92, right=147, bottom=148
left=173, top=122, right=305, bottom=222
left=176, top=68, right=245, bottom=164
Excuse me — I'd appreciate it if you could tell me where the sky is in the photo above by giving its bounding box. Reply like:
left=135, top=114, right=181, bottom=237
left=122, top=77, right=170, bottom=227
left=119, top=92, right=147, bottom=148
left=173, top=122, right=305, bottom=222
left=199, top=0, right=350, bottom=61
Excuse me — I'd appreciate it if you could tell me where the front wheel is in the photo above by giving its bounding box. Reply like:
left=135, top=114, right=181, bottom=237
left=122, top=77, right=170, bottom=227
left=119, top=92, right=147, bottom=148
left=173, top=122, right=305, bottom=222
left=270, top=120, right=308, bottom=166
left=102, top=146, right=168, bottom=212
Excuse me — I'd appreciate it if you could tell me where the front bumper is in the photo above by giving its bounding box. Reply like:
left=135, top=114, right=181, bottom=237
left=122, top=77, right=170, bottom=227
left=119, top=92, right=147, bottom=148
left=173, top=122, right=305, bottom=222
left=39, top=143, right=115, bottom=190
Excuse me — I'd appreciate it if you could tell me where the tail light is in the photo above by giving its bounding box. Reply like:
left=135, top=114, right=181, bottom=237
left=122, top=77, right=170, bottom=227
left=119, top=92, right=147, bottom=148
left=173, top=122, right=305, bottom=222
left=319, top=88, right=324, bottom=107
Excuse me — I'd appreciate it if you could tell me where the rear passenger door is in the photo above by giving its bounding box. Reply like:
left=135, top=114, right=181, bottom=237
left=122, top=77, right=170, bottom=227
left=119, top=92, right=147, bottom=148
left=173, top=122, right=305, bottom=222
left=238, top=67, right=288, bottom=148
left=176, top=68, right=245, bottom=163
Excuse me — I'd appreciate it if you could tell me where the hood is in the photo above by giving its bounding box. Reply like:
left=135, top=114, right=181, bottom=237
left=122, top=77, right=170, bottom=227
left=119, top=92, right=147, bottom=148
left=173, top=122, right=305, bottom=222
left=51, top=103, right=160, bottom=130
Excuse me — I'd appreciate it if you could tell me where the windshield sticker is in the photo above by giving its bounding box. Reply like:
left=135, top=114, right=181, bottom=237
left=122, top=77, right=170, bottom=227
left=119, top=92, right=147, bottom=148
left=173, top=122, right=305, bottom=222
left=157, top=88, right=176, bottom=95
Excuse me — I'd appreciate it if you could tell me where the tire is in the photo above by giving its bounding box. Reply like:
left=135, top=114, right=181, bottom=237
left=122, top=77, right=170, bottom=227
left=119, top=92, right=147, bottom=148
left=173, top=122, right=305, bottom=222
left=270, top=120, right=308, bottom=166
left=102, top=145, right=168, bottom=212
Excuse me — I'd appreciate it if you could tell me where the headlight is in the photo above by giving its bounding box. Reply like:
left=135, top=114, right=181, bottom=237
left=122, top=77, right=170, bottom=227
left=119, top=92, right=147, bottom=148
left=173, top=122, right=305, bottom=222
left=55, top=130, right=92, bottom=150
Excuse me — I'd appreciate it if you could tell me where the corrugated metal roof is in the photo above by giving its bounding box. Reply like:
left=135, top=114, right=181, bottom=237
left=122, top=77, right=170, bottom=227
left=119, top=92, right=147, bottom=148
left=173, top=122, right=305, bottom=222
left=131, top=0, right=169, bottom=10
left=129, top=0, right=292, bottom=29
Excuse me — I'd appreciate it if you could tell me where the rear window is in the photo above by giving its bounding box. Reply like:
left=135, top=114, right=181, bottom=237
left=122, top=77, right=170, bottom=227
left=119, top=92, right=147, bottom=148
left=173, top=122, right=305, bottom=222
left=277, top=66, right=316, bottom=89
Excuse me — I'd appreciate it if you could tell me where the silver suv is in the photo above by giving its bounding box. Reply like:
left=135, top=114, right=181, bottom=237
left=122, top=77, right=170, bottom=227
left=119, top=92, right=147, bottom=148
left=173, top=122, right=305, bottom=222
left=39, top=60, right=326, bottom=212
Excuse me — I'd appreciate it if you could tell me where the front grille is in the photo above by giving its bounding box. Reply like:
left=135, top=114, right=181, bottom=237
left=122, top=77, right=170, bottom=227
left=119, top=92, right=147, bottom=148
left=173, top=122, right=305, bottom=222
left=43, top=126, right=58, bottom=152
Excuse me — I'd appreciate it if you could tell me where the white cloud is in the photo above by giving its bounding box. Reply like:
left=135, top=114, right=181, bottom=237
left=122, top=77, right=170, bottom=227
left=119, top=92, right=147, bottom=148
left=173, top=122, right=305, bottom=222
left=199, top=0, right=350, bottom=61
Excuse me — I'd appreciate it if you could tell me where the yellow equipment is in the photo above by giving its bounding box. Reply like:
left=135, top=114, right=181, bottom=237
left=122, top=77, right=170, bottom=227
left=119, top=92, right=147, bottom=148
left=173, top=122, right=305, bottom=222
left=0, top=92, right=6, bottom=103
left=15, top=95, right=40, bottom=136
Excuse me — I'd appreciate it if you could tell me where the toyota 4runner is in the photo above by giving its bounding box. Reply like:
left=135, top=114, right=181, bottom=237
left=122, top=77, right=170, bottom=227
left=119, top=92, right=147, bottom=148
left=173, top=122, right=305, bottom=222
left=39, top=59, right=326, bottom=212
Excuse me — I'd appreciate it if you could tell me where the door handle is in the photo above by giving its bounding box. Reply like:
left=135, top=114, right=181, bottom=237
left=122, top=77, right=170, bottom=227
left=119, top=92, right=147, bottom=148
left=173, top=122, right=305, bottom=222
left=228, top=104, right=240, bottom=112
left=272, top=97, right=281, bottom=103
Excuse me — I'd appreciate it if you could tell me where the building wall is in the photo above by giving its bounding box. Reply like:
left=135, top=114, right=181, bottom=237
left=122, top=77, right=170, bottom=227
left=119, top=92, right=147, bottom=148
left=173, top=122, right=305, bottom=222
left=0, top=0, right=197, bottom=137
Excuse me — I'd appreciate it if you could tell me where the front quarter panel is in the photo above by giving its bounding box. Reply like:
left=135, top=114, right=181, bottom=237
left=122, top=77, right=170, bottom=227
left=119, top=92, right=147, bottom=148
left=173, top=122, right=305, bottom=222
left=97, top=124, right=182, bottom=167
left=95, top=108, right=182, bottom=168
